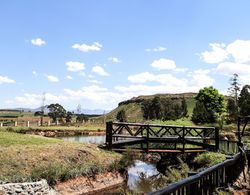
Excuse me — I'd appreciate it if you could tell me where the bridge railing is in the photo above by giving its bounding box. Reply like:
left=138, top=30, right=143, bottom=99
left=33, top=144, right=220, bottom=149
left=106, top=122, right=219, bottom=152
left=149, top=151, right=245, bottom=195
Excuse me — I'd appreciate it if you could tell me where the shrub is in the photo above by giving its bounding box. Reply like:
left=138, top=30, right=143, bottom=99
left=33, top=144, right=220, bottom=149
left=194, top=152, right=226, bottom=168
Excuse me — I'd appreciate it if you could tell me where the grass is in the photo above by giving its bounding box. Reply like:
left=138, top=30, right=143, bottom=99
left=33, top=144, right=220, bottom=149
left=0, top=131, right=121, bottom=184
left=148, top=119, right=195, bottom=126
left=0, top=123, right=105, bottom=133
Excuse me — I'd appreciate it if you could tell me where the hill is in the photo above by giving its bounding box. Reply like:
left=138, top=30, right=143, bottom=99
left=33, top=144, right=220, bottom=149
left=95, top=92, right=197, bottom=123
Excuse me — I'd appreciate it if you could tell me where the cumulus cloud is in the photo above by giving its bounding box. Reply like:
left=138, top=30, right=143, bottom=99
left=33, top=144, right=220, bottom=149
left=87, top=79, right=102, bottom=84
left=151, top=58, right=176, bottom=70
left=201, top=40, right=250, bottom=76
left=200, top=43, right=228, bottom=64
left=66, top=61, right=85, bottom=72
left=146, top=46, right=167, bottom=52
left=72, top=42, right=102, bottom=52
left=92, top=66, right=109, bottom=76
left=6, top=93, right=68, bottom=108
left=0, top=75, right=15, bottom=84
left=46, top=75, right=59, bottom=82
left=108, top=57, right=121, bottom=63
left=31, top=38, right=46, bottom=46
left=66, top=75, right=73, bottom=80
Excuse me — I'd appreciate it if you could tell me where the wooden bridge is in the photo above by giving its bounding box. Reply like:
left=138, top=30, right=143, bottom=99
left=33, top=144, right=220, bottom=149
left=105, top=122, right=219, bottom=154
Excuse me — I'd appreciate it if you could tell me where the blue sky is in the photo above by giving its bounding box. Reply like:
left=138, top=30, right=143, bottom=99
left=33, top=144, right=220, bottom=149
left=1, top=0, right=250, bottom=110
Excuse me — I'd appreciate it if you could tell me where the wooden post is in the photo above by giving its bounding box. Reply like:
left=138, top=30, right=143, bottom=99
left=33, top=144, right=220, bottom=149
left=26, top=121, right=30, bottom=127
left=106, top=121, right=113, bottom=150
left=182, top=126, right=185, bottom=153
left=215, top=127, right=219, bottom=151
left=14, top=121, right=17, bottom=127
left=0, top=123, right=3, bottom=127
left=146, top=126, right=149, bottom=153
left=237, top=117, right=242, bottom=145
left=48, top=120, right=50, bottom=126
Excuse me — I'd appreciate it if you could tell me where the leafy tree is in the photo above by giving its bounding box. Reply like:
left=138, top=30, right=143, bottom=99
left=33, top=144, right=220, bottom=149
left=151, top=96, right=162, bottom=119
left=181, top=98, right=188, bottom=117
left=238, top=85, right=250, bottom=116
left=76, top=114, right=88, bottom=123
left=192, top=86, right=225, bottom=123
left=65, top=111, right=73, bottom=123
left=34, top=111, right=44, bottom=116
left=47, top=103, right=66, bottom=123
left=191, top=101, right=212, bottom=124
left=227, top=98, right=238, bottom=122
left=116, top=109, right=127, bottom=122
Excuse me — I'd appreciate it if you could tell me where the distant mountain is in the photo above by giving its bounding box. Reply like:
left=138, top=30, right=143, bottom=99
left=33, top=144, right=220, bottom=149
left=1, top=106, right=108, bottom=115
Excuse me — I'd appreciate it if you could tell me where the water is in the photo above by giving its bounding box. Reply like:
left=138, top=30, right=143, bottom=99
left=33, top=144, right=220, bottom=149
left=60, top=135, right=166, bottom=193
left=60, top=135, right=106, bottom=144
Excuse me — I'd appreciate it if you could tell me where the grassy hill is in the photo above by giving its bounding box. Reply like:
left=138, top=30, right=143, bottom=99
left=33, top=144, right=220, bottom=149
left=95, top=92, right=197, bottom=123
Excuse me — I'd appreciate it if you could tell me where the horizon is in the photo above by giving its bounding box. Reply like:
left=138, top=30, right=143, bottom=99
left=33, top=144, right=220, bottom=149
left=1, top=1, right=250, bottom=110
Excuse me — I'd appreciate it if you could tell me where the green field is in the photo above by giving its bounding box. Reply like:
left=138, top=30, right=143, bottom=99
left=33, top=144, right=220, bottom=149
left=0, top=130, right=121, bottom=184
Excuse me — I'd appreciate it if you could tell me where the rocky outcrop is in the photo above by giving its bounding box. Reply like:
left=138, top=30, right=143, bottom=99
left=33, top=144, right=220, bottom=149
left=0, top=180, right=56, bottom=195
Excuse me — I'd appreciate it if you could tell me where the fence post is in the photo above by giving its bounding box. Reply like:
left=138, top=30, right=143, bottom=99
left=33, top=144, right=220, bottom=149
left=146, top=126, right=149, bottom=153
left=215, top=127, right=219, bottom=151
left=182, top=126, right=186, bottom=153
left=106, top=121, right=113, bottom=150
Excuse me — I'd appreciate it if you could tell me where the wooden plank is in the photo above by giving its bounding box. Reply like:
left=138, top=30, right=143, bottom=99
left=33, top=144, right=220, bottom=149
left=111, top=148, right=207, bottom=153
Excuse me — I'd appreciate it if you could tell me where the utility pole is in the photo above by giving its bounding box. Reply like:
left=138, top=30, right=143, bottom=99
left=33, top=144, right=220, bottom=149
left=40, top=92, right=46, bottom=126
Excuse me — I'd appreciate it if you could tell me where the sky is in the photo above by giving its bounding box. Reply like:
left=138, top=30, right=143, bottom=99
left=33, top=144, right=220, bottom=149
left=1, top=0, right=250, bottom=110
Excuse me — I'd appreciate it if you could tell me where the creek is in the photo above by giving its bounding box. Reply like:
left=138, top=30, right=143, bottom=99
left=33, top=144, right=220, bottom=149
left=60, top=135, right=168, bottom=193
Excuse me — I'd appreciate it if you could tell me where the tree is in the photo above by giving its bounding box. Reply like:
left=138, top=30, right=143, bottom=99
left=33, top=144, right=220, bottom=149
left=191, top=101, right=211, bottom=124
left=76, top=114, right=88, bottom=124
left=65, top=111, right=73, bottom=123
left=227, top=74, right=240, bottom=121
left=181, top=98, right=188, bottom=117
left=227, top=98, right=238, bottom=122
left=116, top=109, right=127, bottom=122
left=47, top=103, right=66, bottom=123
left=192, top=86, right=225, bottom=124
left=151, top=96, right=162, bottom=119
left=228, top=73, right=240, bottom=106
left=238, top=85, right=250, bottom=116
left=34, top=111, right=44, bottom=116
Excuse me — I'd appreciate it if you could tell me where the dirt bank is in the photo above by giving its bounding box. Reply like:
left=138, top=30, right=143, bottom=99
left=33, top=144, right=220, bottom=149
left=54, top=172, right=124, bottom=195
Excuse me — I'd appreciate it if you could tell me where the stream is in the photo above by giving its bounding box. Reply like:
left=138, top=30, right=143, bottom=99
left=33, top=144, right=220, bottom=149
left=60, top=135, right=168, bottom=193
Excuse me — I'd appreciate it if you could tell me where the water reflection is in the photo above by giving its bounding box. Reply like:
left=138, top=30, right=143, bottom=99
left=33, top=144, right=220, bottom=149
left=127, top=160, right=168, bottom=193
left=60, top=135, right=105, bottom=144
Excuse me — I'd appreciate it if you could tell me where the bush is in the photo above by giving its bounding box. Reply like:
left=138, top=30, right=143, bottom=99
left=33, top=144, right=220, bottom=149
left=194, top=152, right=226, bottom=168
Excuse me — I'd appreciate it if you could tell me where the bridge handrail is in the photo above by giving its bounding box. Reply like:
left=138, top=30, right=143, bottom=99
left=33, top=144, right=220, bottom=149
left=149, top=151, right=242, bottom=195
left=112, top=122, right=215, bottom=130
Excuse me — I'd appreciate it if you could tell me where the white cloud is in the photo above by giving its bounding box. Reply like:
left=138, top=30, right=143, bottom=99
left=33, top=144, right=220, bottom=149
left=46, top=75, right=59, bottom=82
left=31, top=38, right=46, bottom=46
left=66, top=75, right=73, bottom=80
left=200, top=43, right=228, bottom=64
left=6, top=93, right=68, bottom=108
left=108, top=57, right=121, bottom=63
left=128, top=72, right=187, bottom=86
left=92, top=66, right=109, bottom=76
left=0, top=75, right=15, bottom=84
left=216, top=62, right=250, bottom=75
left=72, top=42, right=102, bottom=52
left=146, top=46, right=167, bottom=52
left=66, top=61, right=85, bottom=72
left=190, top=69, right=214, bottom=87
left=151, top=58, right=176, bottom=70
left=227, top=40, right=250, bottom=63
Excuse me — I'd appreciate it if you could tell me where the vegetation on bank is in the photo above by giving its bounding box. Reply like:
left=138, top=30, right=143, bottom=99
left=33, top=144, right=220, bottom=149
left=194, top=152, right=227, bottom=168
left=0, top=123, right=105, bottom=134
left=0, top=130, right=121, bottom=185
